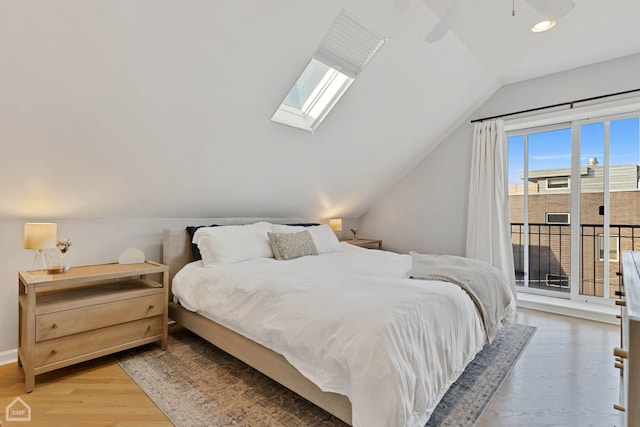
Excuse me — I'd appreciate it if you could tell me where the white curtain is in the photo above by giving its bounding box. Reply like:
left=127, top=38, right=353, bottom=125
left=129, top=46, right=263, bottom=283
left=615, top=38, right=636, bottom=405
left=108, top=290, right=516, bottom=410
left=466, top=119, right=517, bottom=298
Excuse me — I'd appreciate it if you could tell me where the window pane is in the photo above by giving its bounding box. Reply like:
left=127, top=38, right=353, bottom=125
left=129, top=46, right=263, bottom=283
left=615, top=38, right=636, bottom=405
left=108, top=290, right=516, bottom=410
left=283, top=60, right=331, bottom=110
left=546, top=213, right=570, bottom=224
left=508, top=135, right=526, bottom=288
left=597, top=235, right=619, bottom=262
left=547, top=177, right=569, bottom=189
left=528, top=129, right=572, bottom=293
left=609, top=117, right=640, bottom=297
left=580, top=122, right=604, bottom=297
left=508, top=128, right=572, bottom=295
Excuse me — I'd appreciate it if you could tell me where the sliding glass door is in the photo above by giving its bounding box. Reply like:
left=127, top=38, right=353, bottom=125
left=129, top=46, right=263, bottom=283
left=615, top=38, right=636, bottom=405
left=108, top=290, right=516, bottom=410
left=508, top=112, right=640, bottom=304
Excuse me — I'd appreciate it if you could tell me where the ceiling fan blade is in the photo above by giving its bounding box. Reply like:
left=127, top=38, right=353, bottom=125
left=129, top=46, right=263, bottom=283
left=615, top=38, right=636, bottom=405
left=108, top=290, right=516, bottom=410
left=424, top=0, right=468, bottom=42
left=526, top=0, right=575, bottom=19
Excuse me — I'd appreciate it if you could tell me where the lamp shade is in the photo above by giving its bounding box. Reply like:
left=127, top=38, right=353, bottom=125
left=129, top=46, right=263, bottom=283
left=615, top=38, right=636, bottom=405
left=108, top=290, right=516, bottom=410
left=329, top=218, right=343, bottom=232
left=24, top=223, right=57, bottom=250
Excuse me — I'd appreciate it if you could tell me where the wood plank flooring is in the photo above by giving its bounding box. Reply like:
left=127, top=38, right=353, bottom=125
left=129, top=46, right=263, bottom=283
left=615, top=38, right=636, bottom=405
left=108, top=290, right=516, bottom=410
left=476, top=308, right=622, bottom=427
left=0, top=356, right=171, bottom=426
left=0, top=308, right=623, bottom=427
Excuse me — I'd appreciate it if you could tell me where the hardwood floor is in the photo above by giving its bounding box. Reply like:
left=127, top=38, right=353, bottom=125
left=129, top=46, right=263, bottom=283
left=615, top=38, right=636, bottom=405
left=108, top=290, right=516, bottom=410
left=0, top=356, right=171, bottom=426
left=476, top=308, right=623, bottom=427
left=0, top=308, right=622, bottom=427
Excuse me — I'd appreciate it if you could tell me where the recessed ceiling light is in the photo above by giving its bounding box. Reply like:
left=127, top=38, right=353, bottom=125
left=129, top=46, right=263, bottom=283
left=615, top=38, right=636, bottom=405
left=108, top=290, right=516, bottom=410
left=531, top=20, right=556, bottom=32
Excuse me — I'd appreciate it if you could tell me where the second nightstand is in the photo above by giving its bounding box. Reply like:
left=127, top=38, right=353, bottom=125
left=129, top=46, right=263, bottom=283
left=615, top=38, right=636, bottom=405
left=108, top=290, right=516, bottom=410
left=341, top=238, right=382, bottom=250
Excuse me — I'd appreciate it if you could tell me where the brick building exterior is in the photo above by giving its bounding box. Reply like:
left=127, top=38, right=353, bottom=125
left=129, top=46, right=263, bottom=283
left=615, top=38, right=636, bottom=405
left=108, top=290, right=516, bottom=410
left=508, top=161, right=640, bottom=298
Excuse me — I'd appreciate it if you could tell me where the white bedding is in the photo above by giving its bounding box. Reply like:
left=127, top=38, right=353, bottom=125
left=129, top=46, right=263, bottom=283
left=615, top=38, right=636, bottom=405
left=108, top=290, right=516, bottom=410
left=172, top=243, right=491, bottom=427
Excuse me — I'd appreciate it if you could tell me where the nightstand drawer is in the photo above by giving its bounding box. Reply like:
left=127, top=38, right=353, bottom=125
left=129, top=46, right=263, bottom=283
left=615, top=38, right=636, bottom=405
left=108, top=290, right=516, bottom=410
left=36, top=293, right=164, bottom=342
left=34, top=316, right=163, bottom=367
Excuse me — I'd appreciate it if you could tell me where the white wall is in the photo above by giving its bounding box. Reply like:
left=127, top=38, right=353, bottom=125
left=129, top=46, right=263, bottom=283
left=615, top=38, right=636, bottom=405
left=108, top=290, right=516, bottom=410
left=358, top=53, right=640, bottom=255
left=0, top=217, right=358, bottom=358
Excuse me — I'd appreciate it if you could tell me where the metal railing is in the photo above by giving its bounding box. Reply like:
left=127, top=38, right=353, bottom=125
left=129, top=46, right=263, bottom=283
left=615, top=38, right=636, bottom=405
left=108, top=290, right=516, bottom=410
left=511, top=223, right=640, bottom=297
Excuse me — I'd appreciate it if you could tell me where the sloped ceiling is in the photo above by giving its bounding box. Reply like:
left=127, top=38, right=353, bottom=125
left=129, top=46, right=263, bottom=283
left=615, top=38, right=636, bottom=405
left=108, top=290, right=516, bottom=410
left=1, top=1, right=638, bottom=220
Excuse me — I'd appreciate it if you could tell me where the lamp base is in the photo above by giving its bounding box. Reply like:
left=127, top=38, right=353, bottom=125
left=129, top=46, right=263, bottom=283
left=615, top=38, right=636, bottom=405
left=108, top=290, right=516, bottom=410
left=47, top=265, right=67, bottom=274
left=31, top=249, right=54, bottom=272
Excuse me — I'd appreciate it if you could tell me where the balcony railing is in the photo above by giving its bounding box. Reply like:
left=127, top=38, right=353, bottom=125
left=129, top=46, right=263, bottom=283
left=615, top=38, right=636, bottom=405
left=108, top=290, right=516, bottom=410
left=510, top=223, right=640, bottom=298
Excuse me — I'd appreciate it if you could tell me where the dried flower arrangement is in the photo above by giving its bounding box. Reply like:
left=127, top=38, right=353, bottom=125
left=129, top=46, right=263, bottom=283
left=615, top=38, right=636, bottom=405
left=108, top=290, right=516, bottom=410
left=56, top=238, right=72, bottom=254
left=350, top=228, right=358, bottom=240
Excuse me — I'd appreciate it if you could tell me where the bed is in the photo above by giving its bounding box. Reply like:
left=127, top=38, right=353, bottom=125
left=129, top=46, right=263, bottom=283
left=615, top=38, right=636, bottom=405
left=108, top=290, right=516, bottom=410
left=163, top=223, right=515, bottom=427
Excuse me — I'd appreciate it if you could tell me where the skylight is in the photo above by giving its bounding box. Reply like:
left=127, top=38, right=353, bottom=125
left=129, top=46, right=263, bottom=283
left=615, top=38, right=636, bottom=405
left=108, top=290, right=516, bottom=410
left=270, top=10, right=385, bottom=133
left=273, top=59, right=353, bottom=132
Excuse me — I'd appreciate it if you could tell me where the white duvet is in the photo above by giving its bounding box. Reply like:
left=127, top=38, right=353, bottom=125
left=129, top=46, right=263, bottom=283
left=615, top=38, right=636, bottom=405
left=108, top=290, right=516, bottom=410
left=172, top=244, right=489, bottom=427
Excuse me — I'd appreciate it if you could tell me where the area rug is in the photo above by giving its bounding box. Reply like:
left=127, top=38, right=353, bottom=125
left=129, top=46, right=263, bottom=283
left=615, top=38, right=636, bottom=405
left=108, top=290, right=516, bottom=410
left=115, top=323, right=535, bottom=427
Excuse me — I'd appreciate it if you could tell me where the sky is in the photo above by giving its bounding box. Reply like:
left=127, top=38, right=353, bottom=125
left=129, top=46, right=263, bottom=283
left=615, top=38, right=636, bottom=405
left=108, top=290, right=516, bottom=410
left=508, top=116, right=640, bottom=184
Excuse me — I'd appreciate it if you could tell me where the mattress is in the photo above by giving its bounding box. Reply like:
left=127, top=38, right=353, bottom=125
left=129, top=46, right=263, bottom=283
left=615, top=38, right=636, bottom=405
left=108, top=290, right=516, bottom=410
left=172, top=243, right=489, bottom=427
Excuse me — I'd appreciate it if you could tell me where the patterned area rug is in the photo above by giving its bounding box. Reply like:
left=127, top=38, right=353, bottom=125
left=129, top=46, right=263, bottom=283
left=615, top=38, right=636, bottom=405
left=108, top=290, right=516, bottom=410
left=115, top=323, right=535, bottom=427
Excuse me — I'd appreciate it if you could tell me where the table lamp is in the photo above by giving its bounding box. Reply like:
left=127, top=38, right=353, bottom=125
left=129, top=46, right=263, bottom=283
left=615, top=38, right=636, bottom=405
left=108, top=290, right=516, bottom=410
left=329, top=219, right=343, bottom=231
left=24, top=223, right=57, bottom=271
left=329, top=218, right=343, bottom=238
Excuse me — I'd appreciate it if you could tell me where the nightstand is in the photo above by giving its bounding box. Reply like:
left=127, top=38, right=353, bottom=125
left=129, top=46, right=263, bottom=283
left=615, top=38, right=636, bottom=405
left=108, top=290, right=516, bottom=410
left=341, top=238, right=382, bottom=250
left=18, top=261, right=169, bottom=392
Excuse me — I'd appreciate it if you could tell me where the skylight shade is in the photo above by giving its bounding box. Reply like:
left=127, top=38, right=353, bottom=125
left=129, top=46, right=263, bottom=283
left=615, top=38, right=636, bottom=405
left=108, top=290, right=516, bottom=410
left=315, top=10, right=386, bottom=79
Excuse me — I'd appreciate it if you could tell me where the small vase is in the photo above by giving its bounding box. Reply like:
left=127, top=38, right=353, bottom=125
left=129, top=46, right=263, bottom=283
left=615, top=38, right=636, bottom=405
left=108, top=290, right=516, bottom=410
left=57, top=253, right=71, bottom=272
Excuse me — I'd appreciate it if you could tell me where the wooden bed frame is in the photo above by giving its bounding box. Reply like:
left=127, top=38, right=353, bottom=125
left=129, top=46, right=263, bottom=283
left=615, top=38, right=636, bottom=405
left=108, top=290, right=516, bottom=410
left=162, top=227, right=353, bottom=425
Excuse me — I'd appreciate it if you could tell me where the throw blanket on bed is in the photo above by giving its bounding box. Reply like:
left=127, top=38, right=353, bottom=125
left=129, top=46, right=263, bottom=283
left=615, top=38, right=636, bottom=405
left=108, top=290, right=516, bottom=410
left=409, top=252, right=515, bottom=342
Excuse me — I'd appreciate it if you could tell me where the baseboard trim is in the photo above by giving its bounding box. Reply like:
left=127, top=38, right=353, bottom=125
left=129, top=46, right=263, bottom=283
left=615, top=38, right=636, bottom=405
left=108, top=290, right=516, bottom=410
left=0, top=348, right=18, bottom=366
left=517, top=292, right=619, bottom=325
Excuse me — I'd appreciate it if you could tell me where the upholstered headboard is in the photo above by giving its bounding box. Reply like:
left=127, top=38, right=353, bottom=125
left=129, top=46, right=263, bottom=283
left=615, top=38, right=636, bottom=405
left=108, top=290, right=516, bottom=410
left=162, top=227, right=192, bottom=282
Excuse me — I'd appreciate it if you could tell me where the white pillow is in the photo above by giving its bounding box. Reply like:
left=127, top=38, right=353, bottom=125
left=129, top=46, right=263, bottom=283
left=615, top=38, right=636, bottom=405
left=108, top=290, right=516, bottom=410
left=307, top=224, right=342, bottom=253
left=269, top=224, right=342, bottom=253
left=270, top=224, right=305, bottom=234
left=193, top=222, right=273, bottom=267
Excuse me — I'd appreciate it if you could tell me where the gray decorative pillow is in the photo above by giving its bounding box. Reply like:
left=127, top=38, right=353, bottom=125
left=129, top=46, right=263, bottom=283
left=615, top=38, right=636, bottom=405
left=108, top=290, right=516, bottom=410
left=268, top=230, right=318, bottom=260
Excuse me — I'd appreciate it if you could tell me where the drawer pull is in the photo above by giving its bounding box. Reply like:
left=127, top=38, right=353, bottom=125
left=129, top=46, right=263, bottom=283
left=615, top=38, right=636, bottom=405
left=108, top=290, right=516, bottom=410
left=51, top=349, right=57, bottom=355
left=614, top=404, right=626, bottom=412
left=616, top=300, right=626, bottom=307
left=51, top=324, right=58, bottom=329
left=148, top=305, right=155, bottom=309
left=614, top=347, right=628, bottom=359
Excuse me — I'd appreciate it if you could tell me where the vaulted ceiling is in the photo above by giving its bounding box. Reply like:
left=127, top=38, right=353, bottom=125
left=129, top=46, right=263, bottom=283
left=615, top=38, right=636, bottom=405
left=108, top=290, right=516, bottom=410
left=1, top=1, right=639, bottom=220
